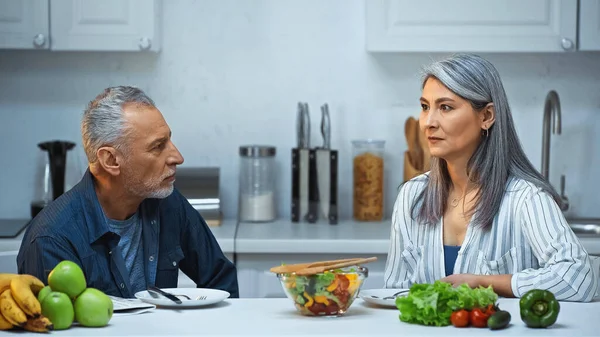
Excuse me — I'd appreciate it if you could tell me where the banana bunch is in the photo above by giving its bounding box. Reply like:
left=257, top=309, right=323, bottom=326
left=0, top=273, right=54, bottom=333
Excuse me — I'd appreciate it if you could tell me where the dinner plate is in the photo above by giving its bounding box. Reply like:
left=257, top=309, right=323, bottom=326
left=359, top=288, right=410, bottom=308
left=134, top=288, right=230, bottom=308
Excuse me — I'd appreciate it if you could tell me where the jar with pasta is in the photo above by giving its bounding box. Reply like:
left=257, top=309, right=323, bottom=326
left=352, top=139, right=385, bottom=221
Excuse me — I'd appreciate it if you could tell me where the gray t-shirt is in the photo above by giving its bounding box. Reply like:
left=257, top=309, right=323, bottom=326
left=107, top=211, right=146, bottom=294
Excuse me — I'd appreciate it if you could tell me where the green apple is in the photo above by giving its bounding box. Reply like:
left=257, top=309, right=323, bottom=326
left=74, top=288, right=113, bottom=327
left=48, top=260, right=87, bottom=299
left=37, top=285, right=52, bottom=303
left=41, top=291, right=74, bottom=330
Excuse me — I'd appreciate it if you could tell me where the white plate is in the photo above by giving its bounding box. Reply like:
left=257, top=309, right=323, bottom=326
left=134, top=288, right=230, bottom=308
left=359, top=288, right=410, bottom=308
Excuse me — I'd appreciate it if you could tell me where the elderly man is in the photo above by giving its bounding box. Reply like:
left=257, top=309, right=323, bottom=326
left=17, top=86, right=239, bottom=298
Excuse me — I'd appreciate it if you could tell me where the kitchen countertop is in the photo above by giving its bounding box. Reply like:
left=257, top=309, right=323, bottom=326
left=236, top=219, right=391, bottom=254
left=3, top=218, right=599, bottom=256
left=0, top=218, right=237, bottom=254
left=236, top=219, right=600, bottom=255
left=11, top=297, right=600, bottom=336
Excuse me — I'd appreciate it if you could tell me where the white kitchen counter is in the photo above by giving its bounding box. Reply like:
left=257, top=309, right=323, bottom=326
left=236, top=219, right=391, bottom=254
left=11, top=297, right=600, bottom=336
left=236, top=219, right=600, bottom=255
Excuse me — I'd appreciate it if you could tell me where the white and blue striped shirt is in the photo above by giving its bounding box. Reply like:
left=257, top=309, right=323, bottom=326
left=383, top=174, right=598, bottom=302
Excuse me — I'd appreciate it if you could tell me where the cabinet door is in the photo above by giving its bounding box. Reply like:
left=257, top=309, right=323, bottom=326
left=49, top=0, right=160, bottom=51
left=366, top=0, right=577, bottom=52
left=579, top=0, right=600, bottom=50
left=0, top=0, right=49, bottom=49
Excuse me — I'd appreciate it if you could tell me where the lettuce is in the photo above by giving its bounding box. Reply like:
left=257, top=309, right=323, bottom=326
left=395, top=281, right=498, bottom=326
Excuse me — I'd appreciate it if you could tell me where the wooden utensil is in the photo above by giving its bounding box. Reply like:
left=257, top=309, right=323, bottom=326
left=417, top=120, right=431, bottom=171
left=405, top=117, right=422, bottom=170
left=269, top=258, right=363, bottom=274
left=403, top=151, right=423, bottom=182
left=294, top=257, right=378, bottom=276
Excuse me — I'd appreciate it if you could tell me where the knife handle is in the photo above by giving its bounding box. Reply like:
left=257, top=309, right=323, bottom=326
left=148, top=286, right=182, bottom=304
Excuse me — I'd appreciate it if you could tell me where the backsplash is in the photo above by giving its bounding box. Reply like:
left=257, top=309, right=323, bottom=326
left=0, top=0, right=599, bottom=220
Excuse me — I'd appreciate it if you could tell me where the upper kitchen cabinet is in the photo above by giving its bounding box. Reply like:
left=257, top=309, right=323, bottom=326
left=579, top=0, right=600, bottom=50
left=0, top=0, right=160, bottom=51
left=366, top=0, right=579, bottom=52
left=49, top=0, right=161, bottom=51
left=0, top=0, right=50, bottom=49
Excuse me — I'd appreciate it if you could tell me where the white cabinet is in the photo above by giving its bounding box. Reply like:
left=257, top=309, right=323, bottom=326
left=366, top=0, right=578, bottom=52
left=236, top=253, right=388, bottom=298
left=579, top=0, right=600, bottom=50
left=0, top=0, right=49, bottom=49
left=49, top=0, right=161, bottom=51
left=0, top=0, right=160, bottom=51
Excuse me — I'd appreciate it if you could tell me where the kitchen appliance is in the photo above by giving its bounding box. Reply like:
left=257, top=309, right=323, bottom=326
left=173, top=167, right=222, bottom=226
left=238, top=145, right=277, bottom=223
left=30, top=140, right=79, bottom=218
left=291, top=102, right=338, bottom=224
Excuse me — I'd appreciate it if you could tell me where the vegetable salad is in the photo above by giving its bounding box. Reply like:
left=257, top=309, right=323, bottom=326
left=280, top=268, right=364, bottom=316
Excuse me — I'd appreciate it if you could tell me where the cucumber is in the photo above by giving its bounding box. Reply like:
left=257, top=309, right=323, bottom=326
left=488, top=310, right=511, bottom=330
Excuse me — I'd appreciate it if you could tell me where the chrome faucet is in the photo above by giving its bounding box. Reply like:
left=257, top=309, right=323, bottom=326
left=541, top=90, right=569, bottom=211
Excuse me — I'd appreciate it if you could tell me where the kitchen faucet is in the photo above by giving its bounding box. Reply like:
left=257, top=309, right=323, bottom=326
left=541, top=90, right=569, bottom=212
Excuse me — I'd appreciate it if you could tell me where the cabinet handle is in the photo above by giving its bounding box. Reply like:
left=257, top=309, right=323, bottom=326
left=33, top=34, right=46, bottom=48
left=561, top=38, right=574, bottom=51
left=139, top=37, right=152, bottom=50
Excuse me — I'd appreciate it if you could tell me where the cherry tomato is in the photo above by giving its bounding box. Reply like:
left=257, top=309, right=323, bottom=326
left=470, top=308, right=490, bottom=328
left=450, top=309, right=470, bottom=328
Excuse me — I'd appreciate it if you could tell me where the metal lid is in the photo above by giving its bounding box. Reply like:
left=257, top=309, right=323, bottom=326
left=239, top=145, right=276, bottom=157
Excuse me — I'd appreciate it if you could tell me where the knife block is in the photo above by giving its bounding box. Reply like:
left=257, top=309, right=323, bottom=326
left=291, top=148, right=338, bottom=224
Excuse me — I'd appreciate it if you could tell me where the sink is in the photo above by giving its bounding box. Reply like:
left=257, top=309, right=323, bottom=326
left=566, top=218, right=600, bottom=237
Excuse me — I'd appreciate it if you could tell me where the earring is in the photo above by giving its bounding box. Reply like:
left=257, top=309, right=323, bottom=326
left=482, top=128, right=489, bottom=137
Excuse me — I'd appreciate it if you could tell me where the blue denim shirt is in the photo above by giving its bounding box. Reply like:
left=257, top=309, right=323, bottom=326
left=17, top=169, right=239, bottom=298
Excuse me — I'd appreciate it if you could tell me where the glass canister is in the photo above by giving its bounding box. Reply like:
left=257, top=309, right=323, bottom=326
left=238, top=145, right=277, bottom=222
left=352, top=140, right=385, bottom=221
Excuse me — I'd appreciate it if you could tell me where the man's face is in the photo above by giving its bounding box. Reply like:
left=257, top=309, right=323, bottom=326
left=118, top=103, right=184, bottom=199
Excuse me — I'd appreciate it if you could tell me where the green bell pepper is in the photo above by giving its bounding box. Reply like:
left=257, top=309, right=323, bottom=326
left=519, top=289, right=560, bottom=328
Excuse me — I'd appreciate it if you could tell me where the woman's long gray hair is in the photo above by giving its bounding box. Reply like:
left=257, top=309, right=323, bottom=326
left=411, top=54, right=562, bottom=228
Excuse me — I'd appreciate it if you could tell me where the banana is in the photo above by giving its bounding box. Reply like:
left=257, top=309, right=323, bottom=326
left=0, top=289, right=27, bottom=326
left=10, top=276, right=43, bottom=317
left=23, top=315, right=53, bottom=333
left=0, top=274, right=20, bottom=293
left=0, top=311, right=14, bottom=330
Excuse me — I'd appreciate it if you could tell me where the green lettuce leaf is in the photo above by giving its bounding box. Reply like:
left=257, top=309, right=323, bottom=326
left=396, top=281, right=498, bottom=326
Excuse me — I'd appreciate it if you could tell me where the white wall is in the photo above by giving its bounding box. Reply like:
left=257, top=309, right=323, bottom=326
left=0, top=0, right=599, bottom=221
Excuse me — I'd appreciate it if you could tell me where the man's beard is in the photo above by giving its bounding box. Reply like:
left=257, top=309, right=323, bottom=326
left=121, top=165, right=175, bottom=199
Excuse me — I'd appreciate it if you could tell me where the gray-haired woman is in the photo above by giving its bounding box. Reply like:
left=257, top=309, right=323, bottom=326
left=383, top=54, right=597, bottom=302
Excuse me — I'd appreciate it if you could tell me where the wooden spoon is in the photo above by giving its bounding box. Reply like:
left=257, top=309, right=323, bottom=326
left=269, top=258, right=363, bottom=274
left=294, top=257, right=378, bottom=276
left=405, top=117, right=422, bottom=170
left=418, top=120, right=431, bottom=171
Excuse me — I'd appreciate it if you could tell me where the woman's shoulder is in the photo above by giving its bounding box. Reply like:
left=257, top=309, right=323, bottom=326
left=504, top=176, right=552, bottom=203
left=396, top=172, right=429, bottom=201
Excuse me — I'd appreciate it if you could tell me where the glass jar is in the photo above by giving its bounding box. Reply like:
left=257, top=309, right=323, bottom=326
left=352, top=140, right=385, bottom=221
left=238, top=145, right=277, bottom=222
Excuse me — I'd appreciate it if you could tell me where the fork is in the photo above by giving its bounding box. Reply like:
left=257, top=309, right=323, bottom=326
left=370, top=290, right=410, bottom=300
left=196, top=295, right=207, bottom=300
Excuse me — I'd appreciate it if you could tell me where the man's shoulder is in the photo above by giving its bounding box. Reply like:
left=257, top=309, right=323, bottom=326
left=25, top=190, right=86, bottom=240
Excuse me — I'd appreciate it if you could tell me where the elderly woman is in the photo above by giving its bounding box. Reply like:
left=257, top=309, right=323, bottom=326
left=383, top=54, right=597, bottom=302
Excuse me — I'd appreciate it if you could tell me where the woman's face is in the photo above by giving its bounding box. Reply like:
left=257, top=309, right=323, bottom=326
left=419, top=77, right=492, bottom=162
